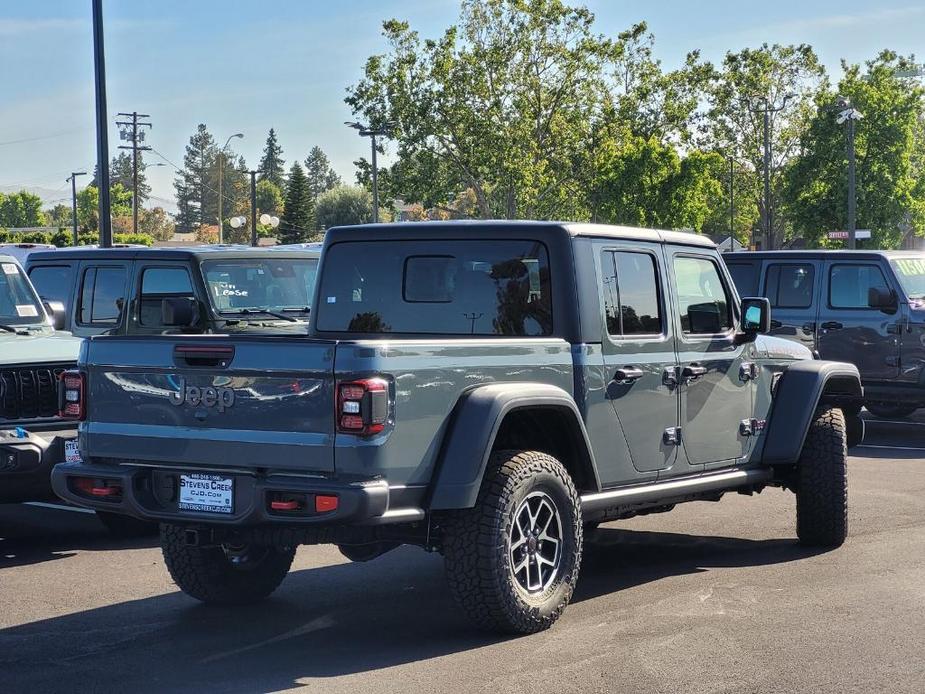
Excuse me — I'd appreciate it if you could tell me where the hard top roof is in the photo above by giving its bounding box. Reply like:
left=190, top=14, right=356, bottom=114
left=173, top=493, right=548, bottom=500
left=25, top=244, right=321, bottom=264
left=724, top=249, right=923, bottom=261
left=323, top=220, right=715, bottom=248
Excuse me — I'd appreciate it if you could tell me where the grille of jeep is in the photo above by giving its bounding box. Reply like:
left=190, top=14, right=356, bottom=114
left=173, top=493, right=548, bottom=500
left=0, top=364, right=69, bottom=422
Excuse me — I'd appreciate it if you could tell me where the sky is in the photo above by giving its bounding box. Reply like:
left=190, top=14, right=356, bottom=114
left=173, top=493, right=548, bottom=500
left=0, top=0, right=923, bottom=212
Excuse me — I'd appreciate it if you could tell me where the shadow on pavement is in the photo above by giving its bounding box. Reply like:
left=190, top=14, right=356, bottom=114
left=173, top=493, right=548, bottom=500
left=1, top=527, right=826, bottom=693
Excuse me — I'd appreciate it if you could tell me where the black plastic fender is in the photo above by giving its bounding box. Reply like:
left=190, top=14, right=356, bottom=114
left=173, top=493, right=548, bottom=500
left=427, top=383, right=600, bottom=510
left=762, top=360, right=862, bottom=465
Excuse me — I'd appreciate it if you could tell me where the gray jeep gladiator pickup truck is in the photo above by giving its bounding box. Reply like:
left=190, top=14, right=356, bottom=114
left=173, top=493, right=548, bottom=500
left=52, top=222, right=862, bottom=633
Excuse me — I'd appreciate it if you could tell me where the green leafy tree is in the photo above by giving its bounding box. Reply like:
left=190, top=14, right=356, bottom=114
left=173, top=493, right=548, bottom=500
left=784, top=51, right=925, bottom=248
left=76, top=184, right=132, bottom=231
left=45, top=203, right=73, bottom=228
left=256, top=179, right=284, bottom=217
left=280, top=162, right=314, bottom=243
left=175, top=124, right=217, bottom=230
left=137, top=206, right=175, bottom=241
left=258, top=128, right=286, bottom=188
left=0, top=190, right=47, bottom=227
left=109, top=151, right=151, bottom=206
left=315, top=185, right=373, bottom=229
left=304, top=146, right=341, bottom=203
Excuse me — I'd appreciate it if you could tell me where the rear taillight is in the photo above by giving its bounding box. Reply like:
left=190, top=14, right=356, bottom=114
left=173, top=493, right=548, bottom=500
left=336, top=378, right=388, bottom=436
left=58, top=370, right=86, bottom=420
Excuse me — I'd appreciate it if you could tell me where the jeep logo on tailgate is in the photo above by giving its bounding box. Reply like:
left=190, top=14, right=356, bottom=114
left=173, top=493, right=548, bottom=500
left=169, top=377, right=235, bottom=412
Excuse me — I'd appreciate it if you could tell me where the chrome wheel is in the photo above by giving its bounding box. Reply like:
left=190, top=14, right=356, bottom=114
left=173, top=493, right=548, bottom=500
left=509, top=491, right=562, bottom=594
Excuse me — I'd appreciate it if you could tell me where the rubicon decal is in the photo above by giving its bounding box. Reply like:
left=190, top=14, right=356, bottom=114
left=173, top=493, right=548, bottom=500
left=168, top=378, right=235, bottom=412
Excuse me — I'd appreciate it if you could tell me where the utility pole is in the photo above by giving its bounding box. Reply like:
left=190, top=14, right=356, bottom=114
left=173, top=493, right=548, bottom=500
left=66, top=171, right=87, bottom=246
left=345, top=121, right=395, bottom=223
left=748, top=94, right=795, bottom=250
left=92, top=0, right=112, bottom=248
left=116, top=111, right=152, bottom=234
left=836, top=97, right=863, bottom=250
left=217, top=133, right=243, bottom=244
left=728, top=156, right=735, bottom=252
left=247, top=170, right=261, bottom=247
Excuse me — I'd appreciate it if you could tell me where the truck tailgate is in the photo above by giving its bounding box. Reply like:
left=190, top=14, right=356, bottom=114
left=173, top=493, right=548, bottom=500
left=82, top=336, right=336, bottom=472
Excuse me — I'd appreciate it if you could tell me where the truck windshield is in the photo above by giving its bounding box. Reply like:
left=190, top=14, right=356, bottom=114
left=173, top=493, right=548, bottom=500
left=201, top=258, right=318, bottom=318
left=315, top=240, right=552, bottom=335
left=890, top=257, right=925, bottom=300
left=0, top=260, right=46, bottom=327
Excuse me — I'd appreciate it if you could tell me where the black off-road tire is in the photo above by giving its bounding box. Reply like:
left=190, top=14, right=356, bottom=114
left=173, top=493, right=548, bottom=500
left=160, top=524, right=295, bottom=605
left=796, top=406, right=848, bottom=547
left=864, top=402, right=918, bottom=420
left=96, top=511, right=159, bottom=539
left=442, top=450, right=582, bottom=634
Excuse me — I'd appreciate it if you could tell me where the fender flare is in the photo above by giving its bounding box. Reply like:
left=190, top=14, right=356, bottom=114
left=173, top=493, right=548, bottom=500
left=762, top=360, right=863, bottom=465
left=427, top=382, right=600, bottom=510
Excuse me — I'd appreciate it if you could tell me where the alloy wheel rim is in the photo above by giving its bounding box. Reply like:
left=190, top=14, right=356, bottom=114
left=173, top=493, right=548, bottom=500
left=508, top=491, right=563, bottom=595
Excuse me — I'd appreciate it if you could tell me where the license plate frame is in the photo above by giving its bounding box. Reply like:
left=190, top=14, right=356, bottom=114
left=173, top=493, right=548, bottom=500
left=178, top=473, right=234, bottom=514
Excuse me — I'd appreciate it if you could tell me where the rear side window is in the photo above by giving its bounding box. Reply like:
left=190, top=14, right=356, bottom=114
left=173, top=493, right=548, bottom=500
left=765, top=263, right=815, bottom=308
left=673, top=256, right=732, bottom=334
left=725, top=261, right=758, bottom=297
left=28, top=265, right=74, bottom=306
left=316, top=240, right=552, bottom=335
left=139, top=267, right=195, bottom=327
left=78, top=266, right=126, bottom=325
left=601, top=251, right=662, bottom=336
left=829, top=264, right=889, bottom=309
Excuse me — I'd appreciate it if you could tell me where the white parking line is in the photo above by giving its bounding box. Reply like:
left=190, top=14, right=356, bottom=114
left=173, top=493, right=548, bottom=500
left=857, top=444, right=925, bottom=452
left=23, top=502, right=96, bottom=515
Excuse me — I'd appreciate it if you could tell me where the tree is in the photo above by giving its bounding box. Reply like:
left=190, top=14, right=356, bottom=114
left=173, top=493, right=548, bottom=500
left=109, top=151, right=151, bottom=205
left=76, top=184, right=132, bottom=231
left=175, top=124, right=217, bottom=230
left=45, top=203, right=72, bottom=228
left=704, top=44, right=825, bottom=248
left=315, top=185, right=373, bottom=229
left=304, top=146, right=341, bottom=202
left=256, top=179, right=284, bottom=217
left=280, top=162, right=314, bottom=243
left=0, top=190, right=47, bottom=227
left=138, top=206, right=175, bottom=241
left=258, top=128, right=286, bottom=188
left=784, top=51, right=925, bottom=248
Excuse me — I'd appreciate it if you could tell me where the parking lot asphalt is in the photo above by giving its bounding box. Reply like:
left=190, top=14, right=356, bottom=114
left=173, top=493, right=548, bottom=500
left=1, top=415, right=924, bottom=694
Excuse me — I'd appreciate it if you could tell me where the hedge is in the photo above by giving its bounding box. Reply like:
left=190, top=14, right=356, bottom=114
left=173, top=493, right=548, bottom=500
left=0, top=228, right=154, bottom=247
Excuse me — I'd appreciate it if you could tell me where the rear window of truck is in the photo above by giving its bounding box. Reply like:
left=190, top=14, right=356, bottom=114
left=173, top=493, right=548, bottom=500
left=315, top=240, right=552, bottom=335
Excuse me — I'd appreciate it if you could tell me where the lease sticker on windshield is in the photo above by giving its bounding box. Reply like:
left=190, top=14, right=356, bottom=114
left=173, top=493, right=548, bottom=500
left=2, top=263, right=19, bottom=275
left=895, top=258, right=925, bottom=275
left=16, top=305, right=38, bottom=317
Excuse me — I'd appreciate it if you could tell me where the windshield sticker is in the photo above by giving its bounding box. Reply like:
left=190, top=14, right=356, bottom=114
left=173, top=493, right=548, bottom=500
left=2, top=263, right=19, bottom=275
left=894, top=258, right=925, bottom=275
left=16, top=304, right=39, bottom=317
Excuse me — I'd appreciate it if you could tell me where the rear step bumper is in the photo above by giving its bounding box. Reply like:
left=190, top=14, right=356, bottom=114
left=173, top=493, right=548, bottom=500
left=50, top=461, right=422, bottom=526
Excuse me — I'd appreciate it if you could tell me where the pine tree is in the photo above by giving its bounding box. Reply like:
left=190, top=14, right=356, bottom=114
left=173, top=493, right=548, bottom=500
left=280, top=162, right=313, bottom=243
left=110, top=152, right=151, bottom=206
left=258, top=128, right=286, bottom=188
left=304, top=145, right=341, bottom=203
left=174, top=124, right=217, bottom=230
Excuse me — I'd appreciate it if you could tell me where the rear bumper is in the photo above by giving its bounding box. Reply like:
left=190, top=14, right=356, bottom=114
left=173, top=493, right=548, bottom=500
left=0, top=426, right=76, bottom=503
left=50, top=461, right=418, bottom=526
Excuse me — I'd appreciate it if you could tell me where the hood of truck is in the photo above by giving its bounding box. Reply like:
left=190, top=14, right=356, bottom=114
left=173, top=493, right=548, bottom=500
left=0, top=330, right=81, bottom=366
left=753, top=334, right=813, bottom=361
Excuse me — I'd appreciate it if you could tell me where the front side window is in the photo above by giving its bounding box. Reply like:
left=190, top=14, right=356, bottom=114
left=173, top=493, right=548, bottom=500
left=765, top=263, right=815, bottom=308
left=201, top=258, right=318, bottom=318
left=0, top=261, right=45, bottom=326
left=829, top=264, right=889, bottom=309
left=315, top=240, right=552, bottom=335
left=601, top=251, right=662, bottom=337
left=725, top=262, right=759, bottom=297
left=673, top=256, right=732, bottom=334
left=78, top=266, right=126, bottom=325
left=139, top=267, right=195, bottom=327
left=28, top=265, right=74, bottom=307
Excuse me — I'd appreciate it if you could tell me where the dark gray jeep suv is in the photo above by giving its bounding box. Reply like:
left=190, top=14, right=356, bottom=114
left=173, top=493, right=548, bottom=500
left=52, top=222, right=861, bottom=633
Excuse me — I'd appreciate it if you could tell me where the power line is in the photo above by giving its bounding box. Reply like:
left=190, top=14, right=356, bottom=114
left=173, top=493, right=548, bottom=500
left=116, top=111, right=152, bottom=234
left=0, top=127, right=89, bottom=148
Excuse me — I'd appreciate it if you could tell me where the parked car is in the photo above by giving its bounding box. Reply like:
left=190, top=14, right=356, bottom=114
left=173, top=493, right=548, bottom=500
left=52, top=221, right=861, bottom=633
left=0, top=243, right=57, bottom=266
left=25, top=245, right=321, bottom=338
left=724, top=250, right=925, bottom=419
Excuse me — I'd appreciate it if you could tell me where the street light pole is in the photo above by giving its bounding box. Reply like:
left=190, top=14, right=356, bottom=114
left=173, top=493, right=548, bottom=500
left=345, top=121, right=394, bottom=224
left=729, top=155, right=735, bottom=252
left=370, top=133, right=379, bottom=223
left=67, top=172, right=87, bottom=246
left=217, top=133, right=243, bottom=244
left=835, top=97, right=863, bottom=250
left=91, top=0, right=112, bottom=248
left=247, top=170, right=261, bottom=247
left=748, top=94, right=795, bottom=250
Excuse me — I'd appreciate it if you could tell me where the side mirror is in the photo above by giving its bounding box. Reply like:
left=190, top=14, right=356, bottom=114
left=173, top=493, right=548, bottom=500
left=868, top=286, right=897, bottom=313
left=43, top=300, right=66, bottom=331
left=740, top=297, right=771, bottom=336
left=161, top=297, right=198, bottom=327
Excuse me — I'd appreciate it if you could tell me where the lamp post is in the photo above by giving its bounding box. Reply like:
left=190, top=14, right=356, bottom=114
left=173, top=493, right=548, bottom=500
left=66, top=171, right=87, bottom=246
left=217, top=133, right=243, bottom=243
left=748, top=94, right=795, bottom=250
left=835, top=96, right=863, bottom=250
left=345, top=121, right=394, bottom=223
left=91, top=0, right=112, bottom=248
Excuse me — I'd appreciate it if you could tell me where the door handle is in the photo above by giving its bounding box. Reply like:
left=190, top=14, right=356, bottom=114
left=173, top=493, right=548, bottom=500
left=769, top=319, right=783, bottom=329
left=821, top=321, right=843, bottom=330
left=613, top=366, right=644, bottom=384
left=681, top=364, right=707, bottom=381
left=801, top=322, right=816, bottom=334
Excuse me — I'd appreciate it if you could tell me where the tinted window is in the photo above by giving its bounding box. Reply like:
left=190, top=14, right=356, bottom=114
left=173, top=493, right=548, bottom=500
left=78, top=267, right=126, bottom=325
left=316, top=240, right=552, bottom=335
left=202, top=258, right=317, bottom=316
left=0, top=262, right=45, bottom=325
left=830, top=264, right=889, bottom=309
left=601, top=251, right=661, bottom=336
left=765, top=263, right=814, bottom=308
left=725, top=261, right=758, bottom=297
left=140, top=267, right=195, bottom=327
left=28, top=265, right=74, bottom=307
left=673, top=256, right=731, bottom=334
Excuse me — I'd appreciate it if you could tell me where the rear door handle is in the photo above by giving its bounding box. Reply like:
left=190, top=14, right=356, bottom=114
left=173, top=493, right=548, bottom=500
left=821, top=321, right=843, bottom=330
left=681, top=364, right=707, bottom=381
left=802, top=322, right=816, bottom=334
left=613, top=366, right=644, bottom=384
